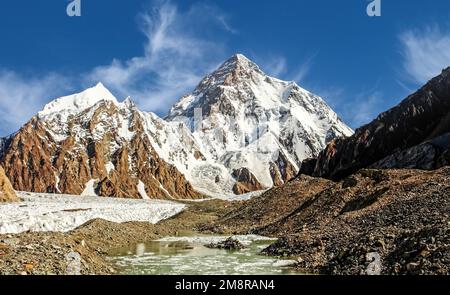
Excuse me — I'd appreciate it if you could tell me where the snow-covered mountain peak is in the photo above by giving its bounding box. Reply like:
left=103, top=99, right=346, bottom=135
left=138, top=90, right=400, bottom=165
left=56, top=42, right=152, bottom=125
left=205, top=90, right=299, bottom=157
left=211, top=53, right=263, bottom=83
left=121, top=96, right=137, bottom=109
left=38, top=83, right=118, bottom=120
left=168, top=54, right=268, bottom=117
left=234, top=53, right=250, bottom=61
left=2, top=55, right=354, bottom=199
left=166, top=54, right=354, bottom=193
left=222, top=53, right=262, bottom=71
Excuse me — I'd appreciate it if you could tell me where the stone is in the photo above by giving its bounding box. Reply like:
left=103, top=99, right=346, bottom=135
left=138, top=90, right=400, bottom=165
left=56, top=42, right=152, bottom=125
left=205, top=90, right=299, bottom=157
left=205, top=238, right=246, bottom=250
left=0, top=166, right=18, bottom=203
left=342, top=177, right=358, bottom=189
left=232, top=168, right=265, bottom=195
left=406, top=262, right=420, bottom=273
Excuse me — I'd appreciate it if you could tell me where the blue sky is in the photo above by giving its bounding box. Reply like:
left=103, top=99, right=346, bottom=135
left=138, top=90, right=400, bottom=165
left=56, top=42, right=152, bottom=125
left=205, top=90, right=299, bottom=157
left=1, top=0, right=450, bottom=136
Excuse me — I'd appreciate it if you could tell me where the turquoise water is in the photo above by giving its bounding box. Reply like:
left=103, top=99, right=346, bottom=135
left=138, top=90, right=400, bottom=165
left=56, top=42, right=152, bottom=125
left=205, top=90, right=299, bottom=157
left=109, top=235, right=299, bottom=275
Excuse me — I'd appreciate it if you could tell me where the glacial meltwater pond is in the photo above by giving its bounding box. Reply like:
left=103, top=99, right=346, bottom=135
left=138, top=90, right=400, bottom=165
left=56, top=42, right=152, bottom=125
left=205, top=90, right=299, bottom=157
left=108, top=235, right=299, bottom=275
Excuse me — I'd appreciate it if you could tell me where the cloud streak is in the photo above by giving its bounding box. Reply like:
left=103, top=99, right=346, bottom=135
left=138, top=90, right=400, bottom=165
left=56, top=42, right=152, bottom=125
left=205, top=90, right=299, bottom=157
left=400, top=26, right=450, bottom=84
left=0, top=71, right=71, bottom=135
left=87, top=1, right=230, bottom=114
left=313, top=84, right=385, bottom=129
left=292, top=54, right=316, bottom=84
left=261, top=56, right=287, bottom=78
left=0, top=1, right=233, bottom=136
left=348, top=91, right=384, bottom=128
left=258, top=53, right=316, bottom=84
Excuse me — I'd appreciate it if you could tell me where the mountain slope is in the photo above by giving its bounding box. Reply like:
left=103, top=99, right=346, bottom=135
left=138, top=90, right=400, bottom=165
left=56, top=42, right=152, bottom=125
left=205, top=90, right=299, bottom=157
left=299, top=67, right=450, bottom=180
left=0, top=83, right=203, bottom=199
left=0, top=166, right=18, bottom=202
left=213, top=166, right=450, bottom=275
left=167, top=54, right=353, bottom=193
left=209, top=68, right=450, bottom=274
left=0, top=54, right=353, bottom=198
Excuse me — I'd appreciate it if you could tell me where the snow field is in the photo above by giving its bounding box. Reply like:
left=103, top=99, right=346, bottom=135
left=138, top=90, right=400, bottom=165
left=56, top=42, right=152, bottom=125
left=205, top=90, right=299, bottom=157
left=0, top=192, right=186, bottom=234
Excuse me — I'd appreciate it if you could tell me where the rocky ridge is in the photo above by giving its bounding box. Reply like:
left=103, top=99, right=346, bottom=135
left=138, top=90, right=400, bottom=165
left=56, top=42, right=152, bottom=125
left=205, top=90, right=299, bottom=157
left=299, top=68, right=450, bottom=180
left=0, top=54, right=352, bottom=198
left=0, top=84, right=202, bottom=199
left=212, top=69, right=450, bottom=274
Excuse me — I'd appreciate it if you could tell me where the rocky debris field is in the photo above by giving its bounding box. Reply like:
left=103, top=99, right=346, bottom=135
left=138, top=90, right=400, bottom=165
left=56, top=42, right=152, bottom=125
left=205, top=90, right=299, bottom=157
left=0, top=200, right=240, bottom=275
left=213, top=167, right=450, bottom=275
left=1, top=167, right=449, bottom=275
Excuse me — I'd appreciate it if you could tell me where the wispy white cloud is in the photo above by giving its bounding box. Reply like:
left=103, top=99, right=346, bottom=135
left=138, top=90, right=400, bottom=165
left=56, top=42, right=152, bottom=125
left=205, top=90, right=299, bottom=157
left=348, top=91, right=384, bottom=128
left=0, top=1, right=234, bottom=136
left=396, top=79, right=415, bottom=94
left=87, top=1, right=230, bottom=113
left=0, top=71, right=71, bottom=135
left=291, top=55, right=316, bottom=84
left=216, top=15, right=238, bottom=35
left=400, top=25, right=450, bottom=84
left=258, top=53, right=316, bottom=84
left=261, top=56, right=287, bottom=77
left=314, top=85, right=385, bottom=129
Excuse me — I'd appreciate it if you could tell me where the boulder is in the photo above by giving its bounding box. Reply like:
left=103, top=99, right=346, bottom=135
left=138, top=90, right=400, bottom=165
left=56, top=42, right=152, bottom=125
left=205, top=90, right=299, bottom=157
left=205, top=237, right=246, bottom=250
left=0, top=166, right=18, bottom=202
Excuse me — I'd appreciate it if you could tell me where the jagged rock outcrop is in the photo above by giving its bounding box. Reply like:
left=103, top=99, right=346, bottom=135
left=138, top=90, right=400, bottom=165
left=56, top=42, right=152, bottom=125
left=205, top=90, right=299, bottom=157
left=299, top=67, right=450, bottom=180
left=231, top=168, right=265, bottom=195
left=0, top=166, right=18, bottom=202
left=205, top=237, right=246, bottom=250
left=371, top=133, right=450, bottom=170
left=0, top=84, right=203, bottom=200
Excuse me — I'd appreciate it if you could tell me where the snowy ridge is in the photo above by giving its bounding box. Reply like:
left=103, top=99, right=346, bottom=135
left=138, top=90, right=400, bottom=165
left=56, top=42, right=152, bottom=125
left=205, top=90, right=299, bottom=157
left=167, top=54, right=354, bottom=189
left=30, top=86, right=182, bottom=198
left=139, top=111, right=238, bottom=196
left=6, top=54, right=353, bottom=198
left=38, top=82, right=118, bottom=121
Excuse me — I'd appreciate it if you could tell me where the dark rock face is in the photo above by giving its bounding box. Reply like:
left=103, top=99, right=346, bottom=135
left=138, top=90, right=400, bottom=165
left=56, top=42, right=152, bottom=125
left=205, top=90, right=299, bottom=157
left=218, top=175, right=331, bottom=234
left=232, top=168, right=265, bottom=195
left=300, top=68, right=450, bottom=180
left=297, top=158, right=317, bottom=176
left=371, top=133, right=450, bottom=170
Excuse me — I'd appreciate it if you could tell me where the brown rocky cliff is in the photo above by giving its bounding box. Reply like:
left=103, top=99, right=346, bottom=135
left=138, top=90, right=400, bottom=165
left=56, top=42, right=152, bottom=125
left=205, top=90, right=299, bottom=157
left=0, top=166, right=18, bottom=202
left=0, top=101, right=203, bottom=200
left=232, top=167, right=265, bottom=195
